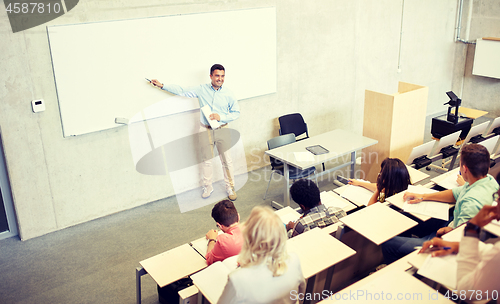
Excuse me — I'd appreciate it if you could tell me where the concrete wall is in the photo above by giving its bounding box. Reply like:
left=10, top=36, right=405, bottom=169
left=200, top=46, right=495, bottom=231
left=0, top=0, right=489, bottom=240
left=457, top=0, right=500, bottom=117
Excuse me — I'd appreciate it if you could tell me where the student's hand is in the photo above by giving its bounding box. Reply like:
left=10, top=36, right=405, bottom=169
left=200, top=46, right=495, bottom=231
left=419, top=237, right=459, bottom=257
left=150, top=79, right=163, bottom=88
left=209, top=113, right=220, bottom=121
left=286, top=221, right=295, bottom=231
left=348, top=179, right=361, bottom=187
left=206, top=229, right=218, bottom=240
left=403, top=192, right=424, bottom=204
left=436, top=226, right=453, bottom=237
left=469, top=205, right=499, bottom=228
left=456, top=175, right=465, bottom=186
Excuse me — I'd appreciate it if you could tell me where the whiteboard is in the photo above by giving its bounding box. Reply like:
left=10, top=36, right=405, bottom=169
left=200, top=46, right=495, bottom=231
left=472, top=38, right=500, bottom=79
left=47, top=8, right=276, bottom=137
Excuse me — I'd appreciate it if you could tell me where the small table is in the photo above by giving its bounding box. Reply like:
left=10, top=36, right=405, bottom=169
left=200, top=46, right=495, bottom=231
left=265, top=129, right=377, bottom=206
left=136, top=244, right=207, bottom=304
left=484, top=222, right=500, bottom=237
left=339, top=203, right=418, bottom=245
left=320, top=250, right=454, bottom=304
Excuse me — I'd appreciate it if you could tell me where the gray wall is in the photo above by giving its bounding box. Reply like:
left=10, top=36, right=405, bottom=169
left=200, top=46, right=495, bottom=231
left=0, top=0, right=498, bottom=240
left=458, top=0, right=500, bottom=115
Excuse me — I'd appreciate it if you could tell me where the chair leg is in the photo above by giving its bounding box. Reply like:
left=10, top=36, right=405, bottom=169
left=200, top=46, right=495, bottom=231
left=263, top=171, right=275, bottom=200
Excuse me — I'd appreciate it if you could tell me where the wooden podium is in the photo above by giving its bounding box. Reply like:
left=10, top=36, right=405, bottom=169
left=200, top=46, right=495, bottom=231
left=360, top=82, right=428, bottom=182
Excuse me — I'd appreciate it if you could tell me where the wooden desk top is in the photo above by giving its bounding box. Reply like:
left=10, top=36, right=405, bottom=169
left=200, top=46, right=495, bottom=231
left=321, top=250, right=453, bottom=303
left=407, top=165, right=430, bottom=184
left=484, top=221, right=500, bottom=237
left=265, top=129, right=377, bottom=170
left=287, top=228, right=356, bottom=278
left=339, top=203, right=417, bottom=245
left=458, top=107, right=488, bottom=119
left=140, top=243, right=207, bottom=287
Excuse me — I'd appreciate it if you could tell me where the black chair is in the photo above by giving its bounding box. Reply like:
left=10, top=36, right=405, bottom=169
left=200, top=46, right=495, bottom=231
left=263, top=134, right=317, bottom=200
left=279, top=113, right=325, bottom=171
left=278, top=113, right=309, bottom=141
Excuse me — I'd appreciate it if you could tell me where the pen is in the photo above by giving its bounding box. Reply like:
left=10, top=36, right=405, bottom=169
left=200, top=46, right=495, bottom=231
left=145, top=78, right=151, bottom=82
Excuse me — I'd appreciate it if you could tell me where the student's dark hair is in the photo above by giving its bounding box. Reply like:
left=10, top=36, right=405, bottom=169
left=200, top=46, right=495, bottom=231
left=376, top=158, right=411, bottom=201
left=210, top=64, right=225, bottom=75
left=211, top=199, right=238, bottom=227
left=290, top=179, right=321, bottom=209
left=460, top=144, right=490, bottom=178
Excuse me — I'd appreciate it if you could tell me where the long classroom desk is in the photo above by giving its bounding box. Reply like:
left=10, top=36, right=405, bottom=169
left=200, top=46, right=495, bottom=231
left=136, top=243, right=207, bottom=304
left=317, top=250, right=454, bottom=304
left=265, top=129, right=377, bottom=206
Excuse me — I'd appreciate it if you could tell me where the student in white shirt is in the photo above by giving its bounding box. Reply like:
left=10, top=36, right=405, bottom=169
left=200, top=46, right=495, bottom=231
left=218, top=206, right=306, bottom=304
left=420, top=171, right=500, bottom=300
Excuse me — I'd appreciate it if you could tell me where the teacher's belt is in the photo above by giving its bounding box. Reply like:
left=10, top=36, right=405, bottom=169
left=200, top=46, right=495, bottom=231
left=201, top=123, right=228, bottom=130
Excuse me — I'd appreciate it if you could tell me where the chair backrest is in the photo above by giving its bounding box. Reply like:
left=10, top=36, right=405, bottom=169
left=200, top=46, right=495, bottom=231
left=278, top=113, right=308, bottom=139
left=267, top=134, right=296, bottom=169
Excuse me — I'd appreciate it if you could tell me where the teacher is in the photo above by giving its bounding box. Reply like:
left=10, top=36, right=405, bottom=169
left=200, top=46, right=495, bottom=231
left=151, top=64, right=240, bottom=201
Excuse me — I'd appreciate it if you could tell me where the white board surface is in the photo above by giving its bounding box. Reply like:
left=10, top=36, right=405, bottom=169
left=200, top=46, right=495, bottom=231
left=47, top=7, right=276, bottom=137
left=473, top=38, right=500, bottom=79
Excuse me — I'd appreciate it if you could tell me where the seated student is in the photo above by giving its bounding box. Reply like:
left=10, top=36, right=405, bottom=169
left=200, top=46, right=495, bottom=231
left=286, top=179, right=346, bottom=238
left=419, top=172, right=500, bottom=298
left=218, top=206, right=306, bottom=304
left=382, top=144, right=499, bottom=264
left=349, top=158, right=411, bottom=205
left=205, top=200, right=243, bottom=265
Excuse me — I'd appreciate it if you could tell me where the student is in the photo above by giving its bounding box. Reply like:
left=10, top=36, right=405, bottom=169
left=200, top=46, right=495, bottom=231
left=382, top=144, right=499, bottom=264
left=205, top=200, right=243, bottom=265
left=349, top=158, right=411, bottom=205
left=419, top=172, right=500, bottom=298
left=218, top=206, right=306, bottom=304
left=286, top=179, right=346, bottom=238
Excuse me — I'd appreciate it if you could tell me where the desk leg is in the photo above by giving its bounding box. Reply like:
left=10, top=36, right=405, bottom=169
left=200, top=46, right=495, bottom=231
left=284, top=163, right=290, bottom=207
left=136, top=267, right=147, bottom=304
left=449, top=153, right=458, bottom=169
left=350, top=151, right=356, bottom=178
left=324, top=265, right=336, bottom=293
left=304, top=275, right=316, bottom=304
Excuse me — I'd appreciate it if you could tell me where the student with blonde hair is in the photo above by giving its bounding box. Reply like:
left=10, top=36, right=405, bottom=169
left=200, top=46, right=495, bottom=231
left=218, top=206, right=306, bottom=304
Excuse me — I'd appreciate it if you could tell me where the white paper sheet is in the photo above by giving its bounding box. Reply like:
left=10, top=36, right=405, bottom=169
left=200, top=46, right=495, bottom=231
left=294, top=152, right=315, bottom=162
left=435, top=168, right=461, bottom=190
left=274, top=206, right=302, bottom=224
left=403, top=201, right=449, bottom=221
left=320, top=191, right=349, bottom=209
left=417, top=254, right=457, bottom=289
left=340, top=185, right=374, bottom=206
left=201, top=105, right=221, bottom=129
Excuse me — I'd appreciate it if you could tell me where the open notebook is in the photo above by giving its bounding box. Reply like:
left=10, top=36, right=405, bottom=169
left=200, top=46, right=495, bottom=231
left=190, top=255, right=239, bottom=303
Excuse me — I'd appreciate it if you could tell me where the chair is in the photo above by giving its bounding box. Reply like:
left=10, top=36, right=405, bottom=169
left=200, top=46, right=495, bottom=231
left=278, top=113, right=309, bottom=141
left=263, top=134, right=317, bottom=200
left=279, top=113, right=325, bottom=170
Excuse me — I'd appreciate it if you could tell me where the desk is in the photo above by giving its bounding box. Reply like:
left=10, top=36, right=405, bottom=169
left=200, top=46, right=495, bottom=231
left=407, top=165, right=431, bottom=184
left=265, top=129, right=377, bottom=206
left=136, top=244, right=207, bottom=304
left=339, top=203, right=418, bottom=245
left=458, top=107, right=488, bottom=120
left=484, top=222, right=500, bottom=237
left=320, top=250, right=454, bottom=304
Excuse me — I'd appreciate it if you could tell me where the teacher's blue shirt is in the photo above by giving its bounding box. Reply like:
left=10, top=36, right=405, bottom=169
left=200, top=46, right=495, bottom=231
left=161, top=83, right=240, bottom=125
